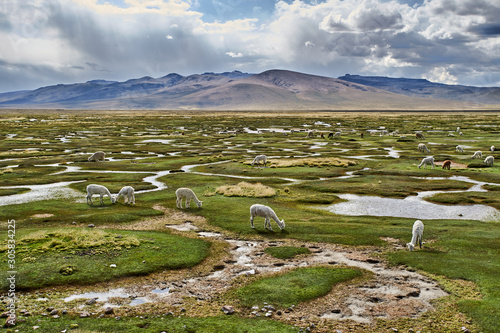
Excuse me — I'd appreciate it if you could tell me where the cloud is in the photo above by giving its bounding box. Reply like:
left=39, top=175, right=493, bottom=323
left=226, top=51, right=243, bottom=58
left=1, top=0, right=500, bottom=92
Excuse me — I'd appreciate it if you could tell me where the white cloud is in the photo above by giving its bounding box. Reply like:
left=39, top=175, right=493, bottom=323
left=1, top=0, right=500, bottom=92
left=226, top=51, right=243, bottom=58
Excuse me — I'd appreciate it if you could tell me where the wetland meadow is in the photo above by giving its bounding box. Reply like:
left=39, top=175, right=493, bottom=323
left=1, top=110, right=500, bottom=332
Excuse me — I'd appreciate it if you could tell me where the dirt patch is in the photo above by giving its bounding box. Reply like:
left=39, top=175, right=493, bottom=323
left=435, top=161, right=468, bottom=169
left=56, top=225, right=447, bottom=327
left=30, top=213, right=54, bottom=218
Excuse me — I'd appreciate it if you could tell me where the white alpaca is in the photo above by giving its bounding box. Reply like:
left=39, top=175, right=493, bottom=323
left=251, top=154, right=267, bottom=167
left=306, top=130, right=314, bottom=138
left=491, top=146, right=495, bottom=152
left=471, top=151, right=482, bottom=159
left=456, top=126, right=460, bottom=132
left=115, top=186, right=135, bottom=205
left=456, top=145, right=464, bottom=153
left=407, top=220, right=424, bottom=251
left=333, top=131, right=341, bottom=138
left=415, top=132, right=425, bottom=139
left=418, top=143, right=430, bottom=153
left=175, top=188, right=202, bottom=209
left=418, top=156, right=435, bottom=169
left=249, top=204, right=285, bottom=231
left=86, top=184, right=115, bottom=205
left=484, top=155, right=494, bottom=166
left=88, top=151, right=106, bottom=162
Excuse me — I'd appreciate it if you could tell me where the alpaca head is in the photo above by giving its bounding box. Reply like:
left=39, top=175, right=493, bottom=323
left=406, top=243, right=414, bottom=251
left=196, top=200, right=203, bottom=208
left=278, top=219, right=285, bottom=230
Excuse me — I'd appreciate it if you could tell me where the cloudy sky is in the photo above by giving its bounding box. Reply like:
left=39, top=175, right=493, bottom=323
left=1, top=0, right=500, bottom=92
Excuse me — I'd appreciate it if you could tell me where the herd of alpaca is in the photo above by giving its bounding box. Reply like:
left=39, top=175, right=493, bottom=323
left=85, top=122, right=496, bottom=248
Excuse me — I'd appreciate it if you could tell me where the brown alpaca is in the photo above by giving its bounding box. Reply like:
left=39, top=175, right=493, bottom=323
left=442, top=160, right=451, bottom=170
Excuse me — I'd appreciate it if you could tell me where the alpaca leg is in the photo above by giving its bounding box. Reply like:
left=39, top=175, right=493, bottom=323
left=186, top=198, right=191, bottom=208
left=176, top=197, right=181, bottom=209
left=250, top=216, right=255, bottom=228
left=266, top=218, right=273, bottom=231
left=87, top=194, right=92, bottom=205
left=131, top=193, right=135, bottom=205
left=100, top=194, right=104, bottom=205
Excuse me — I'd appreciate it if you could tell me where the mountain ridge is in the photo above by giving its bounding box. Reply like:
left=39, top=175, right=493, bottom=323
left=0, top=70, right=498, bottom=110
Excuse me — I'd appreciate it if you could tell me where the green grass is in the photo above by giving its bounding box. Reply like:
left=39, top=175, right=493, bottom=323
left=11, top=315, right=299, bottom=333
left=235, top=266, right=362, bottom=308
left=2, top=112, right=500, bottom=332
left=264, top=246, right=311, bottom=259
left=0, top=228, right=211, bottom=290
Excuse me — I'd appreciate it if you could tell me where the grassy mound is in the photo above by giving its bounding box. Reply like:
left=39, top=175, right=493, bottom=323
left=236, top=266, right=362, bottom=308
left=0, top=228, right=211, bottom=290
left=216, top=181, right=276, bottom=197
left=264, top=246, right=311, bottom=259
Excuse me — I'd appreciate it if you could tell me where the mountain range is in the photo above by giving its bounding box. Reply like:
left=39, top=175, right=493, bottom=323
left=0, top=70, right=499, bottom=110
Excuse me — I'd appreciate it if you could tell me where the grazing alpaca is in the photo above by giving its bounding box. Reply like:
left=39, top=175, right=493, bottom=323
left=418, top=156, right=435, bottom=169
left=251, top=154, right=267, bottom=167
left=484, top=155, right=494, bottom=166
left=471, top=151, right=482, bottom=159
left=249, top=204, right=285, bottom=231
left=407, top=220, right=424, bottom=251
left=442, top=160, right=451, bottom=170
left=88, top=151, right=106, bottom=162
left=306, top=130, right=314, bottom=138
left=86, top=184, right=115, bottom=205
left=115, top=186, right=135, bottom=205
left=333, top=131, right=341, bottom=138
left=415, top=132, right=425, bottom=139
left=328, top=132, right=334, bottom=139
left=418, top=143, right=430, bottom=153
left=175, top=188, right=202, bottom=209
left=456, top=145, right=464, bottom=153
left=491, top=146, right=495, bottom=152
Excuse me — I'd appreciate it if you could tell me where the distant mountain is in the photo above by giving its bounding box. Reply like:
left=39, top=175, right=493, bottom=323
left=0, top=70, right=498, bottom=110
left=338, top=74, right=500, bottom=105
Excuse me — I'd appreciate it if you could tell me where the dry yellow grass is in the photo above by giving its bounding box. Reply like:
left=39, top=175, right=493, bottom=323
left=216, top=181, right=276, bottom=197
left=262, top=157, right=356, bottom=168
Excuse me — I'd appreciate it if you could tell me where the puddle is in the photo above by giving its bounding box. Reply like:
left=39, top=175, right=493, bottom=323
left=141, top=139, right=173, bottom=144
left=323, top=175, right=500, bottom=221
left=0, top=181, right=85, bottom=206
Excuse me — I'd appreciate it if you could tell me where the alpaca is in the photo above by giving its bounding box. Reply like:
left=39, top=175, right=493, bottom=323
left=115, top=186, right=135, bottom=205
left=471, top=151, right=482, bottom=159
left=86, top=184, right=115, bottom=205
left=484, top=155, right=494, bottom=166
left=415, top=132, right=425, bottom=139
left=418, top=143, right=430, bottom=153
left=306, top=130, right=314, bottom=138
left=491, top=146, right=495, bottom=152
left=249, top=204, right=285, bottom=231
left=456, top=145, right=464, bottom=153
left=418, top=156, right=435, bottom=169
left=175, top=188, right=202, bottom=209
left=328, top=132, right=334, bottom=139
left=333, top=131, right=341, bottom=138
left=407, top=220, right=424, bottom=251
left=251, top=154, right=267, bottom=167
left=442, top=160, right=451, bottom=170
left=88, top=151, right=106, bottom=162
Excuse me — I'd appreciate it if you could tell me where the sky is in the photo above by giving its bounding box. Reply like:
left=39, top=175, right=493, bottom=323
left=1, top=0, right=500, bottom=92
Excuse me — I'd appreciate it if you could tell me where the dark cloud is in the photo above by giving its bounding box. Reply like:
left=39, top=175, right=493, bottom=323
left=354, top=10, right=403, bottom=32
left=469, top=23, right=500, bottom=36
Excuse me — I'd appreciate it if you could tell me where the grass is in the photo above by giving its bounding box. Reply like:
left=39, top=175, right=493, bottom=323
left=264, top=246, right=312, bottom=259
left=0, top=228, right=211, bottom=290
left=216, top=181, right=276, bottom=197
left=10, top=315, right=299, bottom=333
left=235, top=266, right=363, bottom=308
left=2, top=111, right=500, bottom=332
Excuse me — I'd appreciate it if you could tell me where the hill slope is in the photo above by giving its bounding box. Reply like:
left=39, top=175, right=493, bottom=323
left=0, top=70, right=497, bottom=110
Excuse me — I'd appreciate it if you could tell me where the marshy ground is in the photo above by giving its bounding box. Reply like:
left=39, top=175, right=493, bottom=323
left=0, top=110, right=499, bottom=332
